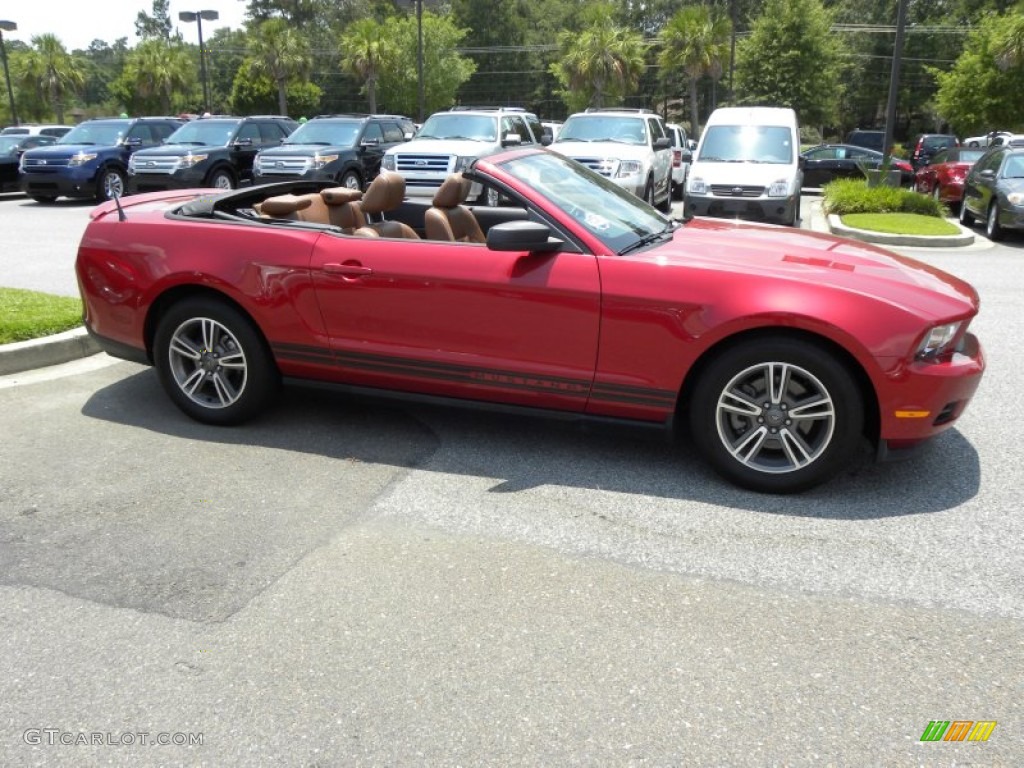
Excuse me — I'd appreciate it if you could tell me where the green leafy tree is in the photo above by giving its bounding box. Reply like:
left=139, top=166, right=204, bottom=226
left=340, top=18, right=392, bottom=113
left=734, top=0, right=845, bottom=126
left=135, top=0, right=174, bottom=41
left=244, top=19, right=313, bottom=115
left=204, top=27, right=249, bottom=114
left=231, top=71, right=322, bottom=117
left=375, top=11, right=477, bottom=118
left=111, top=39, right=194, bottom=115
left=658, top=5, right=731, bottom=138
left=549, top=2, right=647, bottom=111
left=14, top=34, right=85, bottom=124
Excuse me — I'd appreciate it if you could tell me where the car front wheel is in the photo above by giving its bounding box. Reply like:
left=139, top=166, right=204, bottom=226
left=97, top=167, right=126, bottom=201
left=959, top=198, right=975, bottom=227
left=689, top=338, right=865, bottom=493
left=207, top=169, right=235, bottom=190
left=153, top=298, right=279, bottom=425
left=340, top=170, right=361, bottom=190
left=986, top=202, right=1004, bottom=241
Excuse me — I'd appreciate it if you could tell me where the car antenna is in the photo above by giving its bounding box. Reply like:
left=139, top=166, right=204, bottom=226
left=112, top=189, right=127, bottom=222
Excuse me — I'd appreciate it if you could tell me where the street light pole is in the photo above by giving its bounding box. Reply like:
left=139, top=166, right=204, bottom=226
left=0, top=21, right=18, bottom=127
left=416, top=0, right=424, bottom=123
left=179, top=10, right=219, bottom=114
left=882, top=0, right=909, bottom=166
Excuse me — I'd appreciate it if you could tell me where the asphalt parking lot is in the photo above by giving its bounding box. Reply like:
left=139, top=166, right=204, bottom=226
left=1, top=191, right=1022, bottom=765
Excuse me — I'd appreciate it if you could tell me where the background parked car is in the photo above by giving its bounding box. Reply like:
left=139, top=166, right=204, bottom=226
left=1, top=124, right=71, bottom=139
left=959, top=145, right=1024, bottom=240
left=128, top=115, right=298, bottom=193
left=801, top=143, right=914, bottom=188
left=19, top=116, right=184, bottom=203
left=0, top=134, right=57, bottom=192
left=253, top=113, right=415, bottom=190
left=910, top=133, right=959, bottom=170
left=964, top=130, right=1011, bottom=147
left=666, top=122, right=690, bottom=199
left=914, top=147, right=986, bottom=208
left=550, top=107, right=673, bottom=211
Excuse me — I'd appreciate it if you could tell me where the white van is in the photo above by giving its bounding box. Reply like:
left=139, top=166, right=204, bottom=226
left=684, top=107, right=802, bottom=226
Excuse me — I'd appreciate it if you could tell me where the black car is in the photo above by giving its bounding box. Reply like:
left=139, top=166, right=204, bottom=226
left=801, top=143, right=915, bottom=188
left=253, top=114, right=416, bottom=190
left=0, top=134, right=57, bottom=193
left=910, top=133, right=959, bottom=170
left=959, top=145, right=1024, bottom=240
left=127, top=115, right=298, bottom=193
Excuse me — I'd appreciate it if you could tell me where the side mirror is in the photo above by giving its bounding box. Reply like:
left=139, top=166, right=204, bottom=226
left=541, top=135, right=553, bottom=147
left=501, top=132, right=523, bottom=147
left=654, top=137, right=671, bottom=150
left=798, top=156, right=806, bottom=169
left=233, top=137, right=253, bottom=148
left=687, top=140, right=698, bottom=151
left=679, top=148, right=692, bottom=163
left=404, top=131, right=415, bottom=140
left=487, top=220, right=562, bottom=253
left=980, top=169, right=996, bottom=179
left=123, top=136, right=143, bottom=148
left=361, top=138, right=379, bottom=147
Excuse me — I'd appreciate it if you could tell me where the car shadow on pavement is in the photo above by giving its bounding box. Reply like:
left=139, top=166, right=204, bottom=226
left=81, top=367, right=981, bottom=519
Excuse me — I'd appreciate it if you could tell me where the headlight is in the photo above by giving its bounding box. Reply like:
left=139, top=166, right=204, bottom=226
left=767, top=178, right=790, bottom=197
left=688, top=176, right=707, bottom=195
left=178, top=153, right=208, bottom=169
left=615, top=160, right=642, bottom=178
left=453, top=155, right=475, bottom=172
left=381, top=155, right=395, bottom=170
left=312, top=153, right=338, bottom=170
left=915, top=321, right=962, bottom=360
left=1007, top=192, right=1024, bottom=206
left=68, top=152, right=98, bottom=167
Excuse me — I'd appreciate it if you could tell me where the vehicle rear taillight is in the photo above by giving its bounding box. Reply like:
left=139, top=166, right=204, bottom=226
left=672, top=149, right=681, bottom=168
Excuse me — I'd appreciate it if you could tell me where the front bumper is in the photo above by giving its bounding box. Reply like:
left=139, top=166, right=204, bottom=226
left=127, top=171, right=207, bottom=194
left=20, top=166, right=100, bottom=199
left=686, top=192, right=798, bottom=224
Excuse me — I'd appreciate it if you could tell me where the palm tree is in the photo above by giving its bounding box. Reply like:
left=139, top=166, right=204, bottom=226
left=15, top=34, right=84, bottom=124
left=121, top=39, right=193, bottom=114
left=246, top=19, right=312, bottom=116
left=340, top=18, right=392, bottom=114
left=658, top=6, right=731, bottom=138
left=551, top=5, right=646, bottom=110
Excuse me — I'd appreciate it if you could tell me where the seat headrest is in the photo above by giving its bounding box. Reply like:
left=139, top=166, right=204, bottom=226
left=321, top=187, right=363, bottom=205
left=260, top=194, right=312, bottom=215
left=362, top=170, right=405, bottom=214
left=433, top=173, right=472, bottom=208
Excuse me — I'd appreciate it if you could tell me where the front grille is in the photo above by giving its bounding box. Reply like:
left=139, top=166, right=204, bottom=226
left=394, top=153, right=452, bottom=173
left=131, top=156, right=179, bottom=174
left=22, top=157, right=69, bottom=171
left=571, top=157, right=614, bottom=177
left=711, top=185, right=766, bottom=197
left=257, top=157, right=311, bottom=174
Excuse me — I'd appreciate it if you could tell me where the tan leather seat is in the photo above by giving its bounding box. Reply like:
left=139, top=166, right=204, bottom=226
left=258, top=194, right=312, bottom=220
left=320, top=186, right=365, bottom=232
left=361, top=170, right=419, bottom=239
left=424, top=173, right=485, bottom=243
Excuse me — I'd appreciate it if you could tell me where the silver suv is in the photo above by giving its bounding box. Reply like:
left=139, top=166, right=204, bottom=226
left=381, top=107, right=543, bottom=203
left=548, top=108, right=673, bottom=211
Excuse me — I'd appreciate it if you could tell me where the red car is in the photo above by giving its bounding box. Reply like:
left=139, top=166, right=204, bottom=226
left=915, top=147, right=987, bottom=207
left=76, top=149, right=985, bottom=493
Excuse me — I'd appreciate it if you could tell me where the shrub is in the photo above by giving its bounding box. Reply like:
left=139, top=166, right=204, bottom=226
left=822, top=178, right=944, bottom=217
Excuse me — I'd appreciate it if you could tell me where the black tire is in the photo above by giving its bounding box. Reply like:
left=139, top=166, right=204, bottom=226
left=339, top=170, right=362, bottom=191
left=30, top=195, right=57, bottom=204
left=206, top=169, right=235, bottom=191
left=657, top=178, right=672, bottom=212
left=672, top=178, right=684, bottom=200
left=689, top=337, right=865, bottom=493
left=643, top=177, right=655, bottom=207
left=153, top=298, right=280, bottom=425
left=96, top=166, right=126, bottom=202
left=959, top=198, right=975, bottom=227
left=986, top=202, right=1004, bottom=241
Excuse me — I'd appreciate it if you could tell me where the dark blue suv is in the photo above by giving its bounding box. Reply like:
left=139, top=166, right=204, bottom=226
left=18, top=116, right=183, bottom=203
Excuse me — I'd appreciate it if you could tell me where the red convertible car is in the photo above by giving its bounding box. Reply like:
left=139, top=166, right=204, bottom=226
left=915, top=147, right=986, bottom=207
left=76, top=148, right=984, bottom=493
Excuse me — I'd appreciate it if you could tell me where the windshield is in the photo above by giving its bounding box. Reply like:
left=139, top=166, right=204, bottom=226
left=165, top=120, right=239, bottom=146
left=416, top=114, right=497, bottom=142
left=57, top=122, right=128, bottom=146
left=555, top=115, right=648, bottom=145
left=283, top=121, right=360, bottom=147
left=697, top=125, right=794, bottom=164
left=497, top=151, right=670, bottom=253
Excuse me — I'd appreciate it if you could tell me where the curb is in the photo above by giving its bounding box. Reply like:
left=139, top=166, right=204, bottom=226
left=0, top=327, right=101, bottom=376
left=826, top=214, right=975, bottom=247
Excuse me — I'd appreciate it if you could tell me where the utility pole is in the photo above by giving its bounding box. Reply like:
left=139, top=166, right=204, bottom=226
left=882, top=0, right=909, bottom=165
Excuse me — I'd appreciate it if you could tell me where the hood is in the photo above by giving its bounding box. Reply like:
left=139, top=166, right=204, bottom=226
left=259, top=144, right=354, bottom=158
left=133, top=144, right=221, bottom=157
left=22, top=144, right=100, bottom=159
left=387, top=138, right=498, bottom=155
left=661, top=218, right=978, bottom=320
left=550, top=140, right=651, bottom=161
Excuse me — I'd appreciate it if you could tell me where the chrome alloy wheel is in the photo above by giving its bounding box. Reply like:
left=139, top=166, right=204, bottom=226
left=167, top=317, right=248, bottom=409
left=714, top=361, right=835, bottom=474
left=103, top=170, right=125, bottom=198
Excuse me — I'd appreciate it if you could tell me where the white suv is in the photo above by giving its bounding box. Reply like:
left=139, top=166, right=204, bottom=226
left=548, top=108, right=673, bottom=211
left=381, top=107, right=543, bottom=203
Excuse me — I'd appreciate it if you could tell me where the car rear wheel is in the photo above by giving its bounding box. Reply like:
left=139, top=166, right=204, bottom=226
left=153, top=298, right=280, bottom=425
left=207, top=169, right=235, bottom=190
left=97, top=167, right=126, bottom=201
left=959, top=198, right=975, bottom=227
left=689, top=338, right=865, bottom=493
left=986, top=202, right=1004, bottom=241
left=30, top=195, right=57, bottom=204
left=340, top=170, right=361, bottom=190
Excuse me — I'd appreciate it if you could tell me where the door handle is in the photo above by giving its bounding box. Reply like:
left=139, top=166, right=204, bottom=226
left=323, top=262, right=373, bottom=277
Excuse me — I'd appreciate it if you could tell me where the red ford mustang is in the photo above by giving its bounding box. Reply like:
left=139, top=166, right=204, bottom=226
left=76, top=148, right=984, bottom=493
